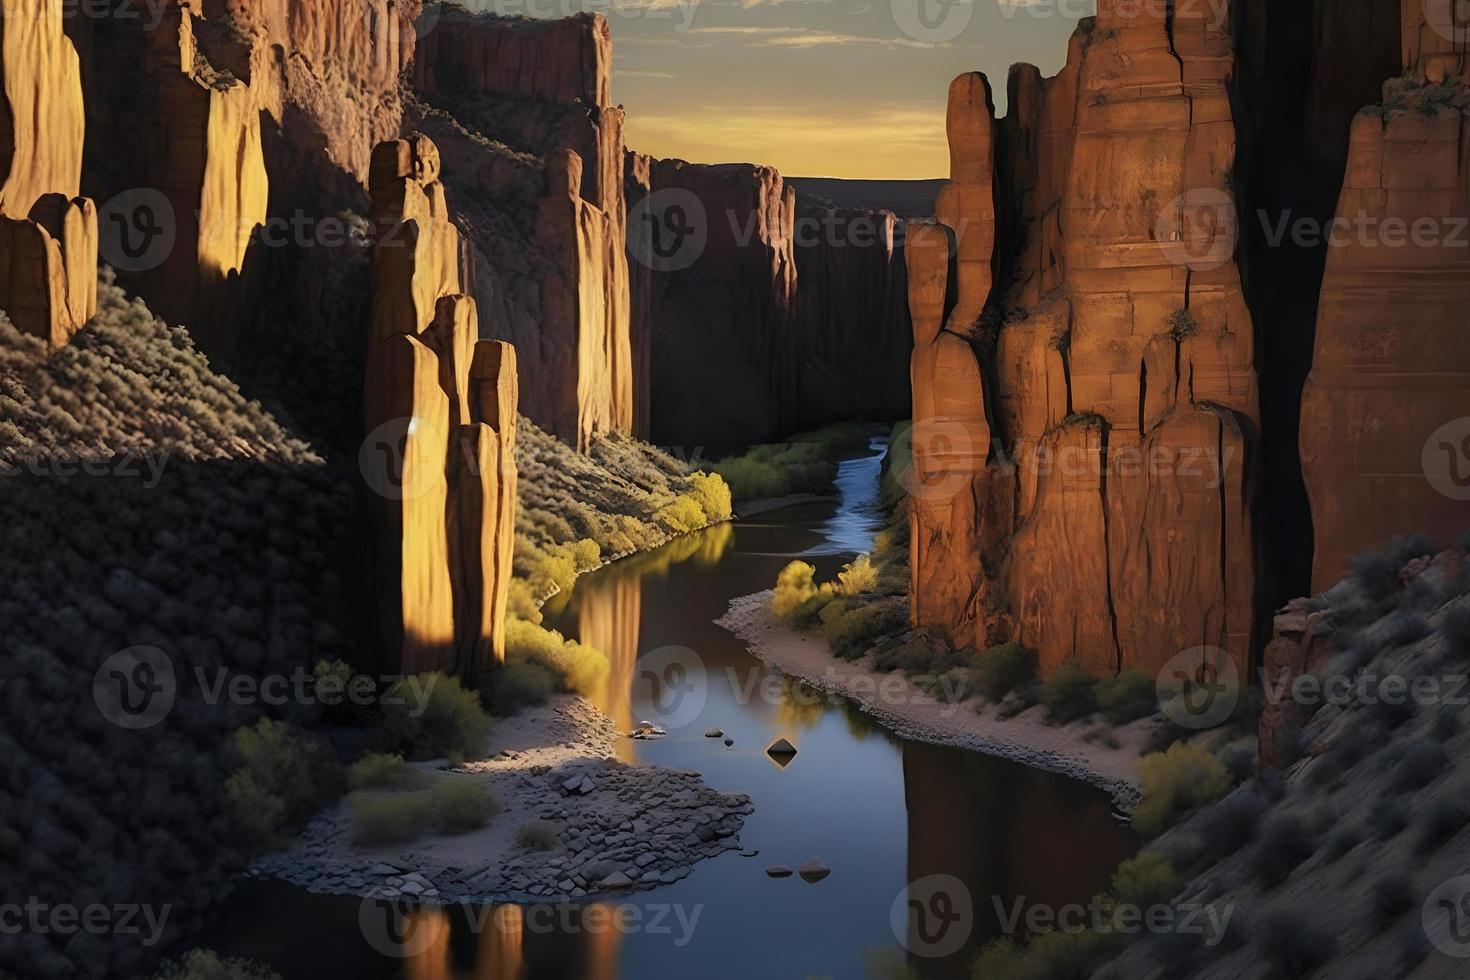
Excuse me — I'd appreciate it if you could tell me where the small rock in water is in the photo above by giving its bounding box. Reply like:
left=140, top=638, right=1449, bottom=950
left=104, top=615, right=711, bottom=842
left=798, top=859, right=830, bottom=883
left=705, top=727, right=723, bottom=738
left=766, top=738, right=798, bottom=767
left=723, top=738, right=734, bottom=747
left=740, top=850, right=759, bottom=858
left=765, top=865, right=794, bottom=878
left=630, top=721, right=668, bottom=739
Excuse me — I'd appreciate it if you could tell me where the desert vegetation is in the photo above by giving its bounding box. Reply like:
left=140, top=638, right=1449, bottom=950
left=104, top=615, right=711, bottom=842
left=712, top=422, right=874, bottom=501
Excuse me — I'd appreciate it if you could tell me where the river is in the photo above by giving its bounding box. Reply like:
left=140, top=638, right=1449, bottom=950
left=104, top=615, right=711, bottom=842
left=203, top=439, right=1136, bottom=979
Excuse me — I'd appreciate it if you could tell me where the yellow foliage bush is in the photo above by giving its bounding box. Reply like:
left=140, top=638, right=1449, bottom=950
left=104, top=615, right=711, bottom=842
left=1133, top=741, right=1232, bottom=837
left=506, top=617, right=609, bottom=696
left=771, top=560, right=819, bottom=617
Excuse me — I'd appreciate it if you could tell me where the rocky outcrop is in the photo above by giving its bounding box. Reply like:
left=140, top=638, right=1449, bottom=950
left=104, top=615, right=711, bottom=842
left=365, top=134, right=517, bottom=677
left=910, top=7, right=1257, bottom=679
left=411, top=9, right=633, bottom=450
left=0, top=0, right=98, bottom=347
left=1300, top=0, right=1470, bottom=590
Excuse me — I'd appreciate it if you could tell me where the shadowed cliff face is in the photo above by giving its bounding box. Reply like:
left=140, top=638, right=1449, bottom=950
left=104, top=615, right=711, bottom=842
left=1229, top=0, right=1402, bottom=635
left=627, top=156, right=913, bottom=454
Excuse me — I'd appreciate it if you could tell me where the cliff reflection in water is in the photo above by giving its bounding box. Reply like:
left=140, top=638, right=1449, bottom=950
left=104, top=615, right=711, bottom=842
left=900, top=742, right=1137, bottom=977
left=576, top=523, right=735, bottom=757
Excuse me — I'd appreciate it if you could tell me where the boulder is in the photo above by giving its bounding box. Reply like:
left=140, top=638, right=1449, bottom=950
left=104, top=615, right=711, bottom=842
left=798, top=859, right=831, bottom=883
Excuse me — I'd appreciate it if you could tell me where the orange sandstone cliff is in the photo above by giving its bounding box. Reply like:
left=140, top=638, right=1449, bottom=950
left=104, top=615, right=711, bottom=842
left=412, top=9, right=634, bottom=450
left=365, top=134, right=518, bottom=677
left=0, top=0, right=98, bottom=348
left=1300, top=0, right=1470, bottom=590
left=911, top=6, right=1257, bottom=678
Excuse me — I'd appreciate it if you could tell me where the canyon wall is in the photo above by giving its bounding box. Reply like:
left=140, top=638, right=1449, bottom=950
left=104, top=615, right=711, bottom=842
left=0, top=0, right=98, bottom=348
left=68, top=0, right=416, bottom=361
left=628, top=156, right=912, bottom=451
left=411, top=9, right=634, bottom=450
left=1300, top=0, right=1470, bottom=590
left=365, top=134, right=518, bottom=677
left=627, top=156, right=800, bottom=451
left=911, top=6, right=1257, bottom=679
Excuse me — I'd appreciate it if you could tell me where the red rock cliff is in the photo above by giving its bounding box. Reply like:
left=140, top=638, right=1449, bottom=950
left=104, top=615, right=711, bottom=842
left=0, top=0, right=98, bottom=348
left=411, top=9, right=633, bottom=450
left=1300, top=0, right=1470, bottom=589
left=365, top=133, right=517, bottom=678
left=911, top=5, right=1257, bottom=679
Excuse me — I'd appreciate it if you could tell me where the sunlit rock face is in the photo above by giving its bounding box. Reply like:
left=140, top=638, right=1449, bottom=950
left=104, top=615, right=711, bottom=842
left=413, top=9, right=634, bottom=451
left=909, top=6, right=1257, bottom=679
left=1300, top=0, right=1470, bottom=590
left=0, top=0, right=98, bottom=348
left=67, top=0, right=416, bottom=357
left=365, top=134, right=518, bottom=678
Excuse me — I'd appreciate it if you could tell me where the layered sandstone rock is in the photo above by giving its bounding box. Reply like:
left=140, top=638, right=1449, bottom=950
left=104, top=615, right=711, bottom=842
left=911, top=7, right=1257, bottom=678
left=412, top=9, right=633, bottom=450
left=1300, top=0, right=1470, bottom=590
left=69, top=0, right=416, bottom=356
left=0, top=0, right=98, bottom=347
left=366, top=135, right=517, bottom=677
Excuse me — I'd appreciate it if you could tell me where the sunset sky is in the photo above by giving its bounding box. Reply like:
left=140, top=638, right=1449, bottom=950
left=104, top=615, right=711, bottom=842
left=460, top=0, right=1086, bottom=179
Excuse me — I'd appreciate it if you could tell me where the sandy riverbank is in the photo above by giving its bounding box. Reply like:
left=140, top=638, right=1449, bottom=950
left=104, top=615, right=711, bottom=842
left=716, top=591, right=1148, bottom=809
left=249, top=695, right=754, bottom=904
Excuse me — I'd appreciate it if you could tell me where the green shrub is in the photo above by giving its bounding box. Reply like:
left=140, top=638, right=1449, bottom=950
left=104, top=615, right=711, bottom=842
left=1258, top=913, right=1336, bottom=978
left=1039, top=662, right=1100, bottom=724
left=430, top=780, right=501, bottom=834
left=1109, top=851, right=1182, bottom=909
left=505, top=618, right=609, bottom=696
left=529, top=545, right=578, bottom=598
left=348, top=790, right=432, bottom=846
left=225, top=719, right=344, bottom=847
left=712, top=425, right=869, bottom=501
left=871, top=635, right=956, bottom=675
left=790, top=590, right=839, bottom=629
left=969, top=938, right=1025, bottom=978
left=1251, top=813, right=1315, bottom=889
left=516, top=822, right=561, bottom=852
left=480, top=660, right=558, bottom=716
left=771, top=560, right=819, bottom=618
left=822, top=602, right=906, bottom=660
left=379, top=672, right=493, bottom=762
left=1095, top=669, right=1158, bottom=724
left=1133, top=742, right=1232, bottom=837
left=970, top=642, right=1038, bottom=703
left=1167, top=308, right=1198, bottom=341
left=348, top=753, right=429, bottom=791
